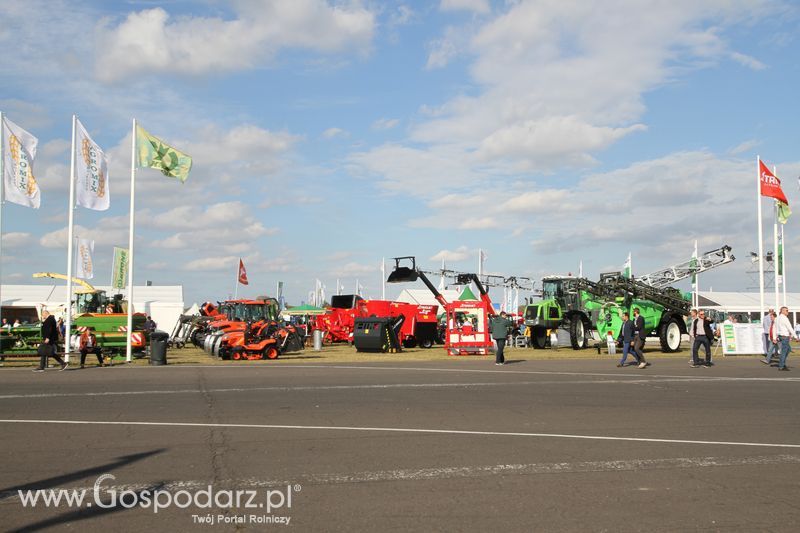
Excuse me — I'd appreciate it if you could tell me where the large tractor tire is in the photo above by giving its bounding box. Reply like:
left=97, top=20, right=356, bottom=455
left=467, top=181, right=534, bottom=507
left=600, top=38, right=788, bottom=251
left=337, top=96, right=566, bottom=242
left=263, top=346, right=280, bottom=360
left=530, top=327, right=547, bottom=349
left=659, top=317, right=682, bottom=352
left=569, top=319, right=588, bottom=350
left=420, top=338, right=434, bottom=349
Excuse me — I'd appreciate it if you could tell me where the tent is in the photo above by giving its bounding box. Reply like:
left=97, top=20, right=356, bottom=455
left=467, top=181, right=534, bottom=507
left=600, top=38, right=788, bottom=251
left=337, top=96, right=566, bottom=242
left=283, top=304, right=327, bottom=316
left=458, top=286, right=477, bottom=300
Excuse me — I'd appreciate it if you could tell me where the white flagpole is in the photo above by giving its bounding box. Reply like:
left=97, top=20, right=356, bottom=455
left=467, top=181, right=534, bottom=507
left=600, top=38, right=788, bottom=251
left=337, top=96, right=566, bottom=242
left=125, top=118, right=136, bottom=363
left=782, top=223, right=788, bottom=307
left=693, top=240, right=699, bottom=309
left=234, top=260, right=239, bottom=299
left=578, top=260, right=583, bottom=278
left=0, top=111, right=4, bottom=324
left=381, top=257, right=385, bottom=300
left=64, top=115, right=77, bottom=361
left=773, top=201, right=780, bottom=312
left=757, top=156, right=765, bottom=320
left=336, top=278, right=340, bottom=296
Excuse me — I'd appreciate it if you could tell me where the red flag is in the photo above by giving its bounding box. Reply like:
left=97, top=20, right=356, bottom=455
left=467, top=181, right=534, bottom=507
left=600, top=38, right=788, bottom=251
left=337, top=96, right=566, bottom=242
left=760, top=160, right=789, bottom=204
left=238, top=258, right=249, bottom=285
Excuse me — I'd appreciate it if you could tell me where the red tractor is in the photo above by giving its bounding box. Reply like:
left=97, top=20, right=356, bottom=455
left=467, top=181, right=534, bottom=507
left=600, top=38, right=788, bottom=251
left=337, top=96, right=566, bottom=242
left=314, top=294, right=364, bottom=344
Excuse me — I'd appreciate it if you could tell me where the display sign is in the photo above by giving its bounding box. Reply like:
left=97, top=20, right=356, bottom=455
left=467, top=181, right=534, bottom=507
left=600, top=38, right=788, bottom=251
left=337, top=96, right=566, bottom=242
left=721, top=323, right=763, bottom=355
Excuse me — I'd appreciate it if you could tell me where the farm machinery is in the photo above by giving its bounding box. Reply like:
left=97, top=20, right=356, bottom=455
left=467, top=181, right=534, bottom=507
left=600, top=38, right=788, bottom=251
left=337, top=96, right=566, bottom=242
left=352, top=300, right=439, bottom=353
left=15, top=273, right=149, bottom=356
left=386, top=256, right=496, bottom=356
left=523, top=245, right=735, bottom=351
left=314, top=294, right=363, bottom=344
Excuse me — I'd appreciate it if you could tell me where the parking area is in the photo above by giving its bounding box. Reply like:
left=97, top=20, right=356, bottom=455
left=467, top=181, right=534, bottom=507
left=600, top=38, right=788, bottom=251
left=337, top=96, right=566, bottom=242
left=1, top=357, right=799, bottom=531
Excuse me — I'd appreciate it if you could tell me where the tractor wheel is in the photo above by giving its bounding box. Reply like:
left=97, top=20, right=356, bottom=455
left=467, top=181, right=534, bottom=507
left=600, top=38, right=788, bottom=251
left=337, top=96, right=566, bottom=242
left=530, top=327, right=547, bottom=349
left=232, top=351, right=242, bottom=361
left=402, top=338, right=417, bottom=349
left=420, top=339, right=434, bottom=349
left=659, top=317, right=682, bottom=352
left=569, top=319, right=587, bottom=350
left=263, top=347, right=280, bottom=360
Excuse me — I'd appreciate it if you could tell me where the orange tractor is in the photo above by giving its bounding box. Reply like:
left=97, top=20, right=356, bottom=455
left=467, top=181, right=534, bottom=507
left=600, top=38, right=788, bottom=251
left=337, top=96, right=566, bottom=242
left=227, top=320, right=305, bottom=360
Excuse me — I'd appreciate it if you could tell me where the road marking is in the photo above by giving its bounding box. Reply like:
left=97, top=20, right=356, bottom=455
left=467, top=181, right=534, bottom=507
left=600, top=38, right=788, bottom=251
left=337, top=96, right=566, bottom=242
left=0, top=377, right=760, bottom=400
left=2, top=454, right=797, bottom=502
left=2, top=418, right=799, bottom=449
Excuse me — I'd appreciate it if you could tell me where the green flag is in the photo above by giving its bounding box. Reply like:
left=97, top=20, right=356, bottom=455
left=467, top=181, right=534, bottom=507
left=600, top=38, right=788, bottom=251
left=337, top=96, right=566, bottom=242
left=112, top=247, right=129, bottom=289
left=136, top=124, right=192, bottom=182
left=777, top=201, right=791, bottom=224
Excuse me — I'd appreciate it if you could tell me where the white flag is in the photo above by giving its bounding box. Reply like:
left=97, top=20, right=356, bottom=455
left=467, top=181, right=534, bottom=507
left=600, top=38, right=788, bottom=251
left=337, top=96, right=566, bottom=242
left=75, top=119, right=109, bottom=210
left=2, top=116, right=40, bottom=208
left=76, top=238, right=95, bottom=279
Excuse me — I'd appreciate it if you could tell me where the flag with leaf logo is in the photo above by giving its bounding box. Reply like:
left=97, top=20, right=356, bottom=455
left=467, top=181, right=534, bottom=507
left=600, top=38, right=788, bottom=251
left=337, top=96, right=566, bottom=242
left=2, top=116, right=40, bottom=208
left=135, top=125, right=192, bottom=182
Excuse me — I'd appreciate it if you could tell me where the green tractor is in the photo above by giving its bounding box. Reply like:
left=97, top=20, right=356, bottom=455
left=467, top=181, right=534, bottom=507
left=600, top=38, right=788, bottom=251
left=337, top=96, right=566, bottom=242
left=523, top=276, right=603, bottom=349
left=524, top=246, right=735, bottom=352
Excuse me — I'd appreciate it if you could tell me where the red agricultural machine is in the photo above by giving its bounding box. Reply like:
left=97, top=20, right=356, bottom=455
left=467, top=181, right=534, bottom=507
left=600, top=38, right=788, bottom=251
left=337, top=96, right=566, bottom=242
left=386, top=256, right=496, bottom=356
left=352, top=300, right=439, bottom=353
left=314, top=294, right=363, bottom=344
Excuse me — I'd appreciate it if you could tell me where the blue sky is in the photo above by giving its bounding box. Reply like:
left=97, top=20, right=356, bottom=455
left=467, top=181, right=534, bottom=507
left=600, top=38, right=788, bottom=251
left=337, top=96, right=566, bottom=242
left=1, top=0, right=799, bottom=305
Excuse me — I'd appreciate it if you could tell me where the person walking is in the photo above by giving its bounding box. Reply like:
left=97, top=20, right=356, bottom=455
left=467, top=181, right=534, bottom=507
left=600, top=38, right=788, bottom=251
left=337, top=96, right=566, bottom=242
left=632, top=307, right=648, bottom=369
left=775, top=306, right=795, bottom=371
left=687, top=309, right=697, bottom=363
left=690, top=310, right=714, bottom=367
left=762, top=310, right=779, bottom=365
left=490, top=311, right=513, bottom=365
left=34, top=310, right=67, bottom=372
left=616, top=311, right=637, bottom=367
left=79, top=327, right=103, bottom=369
left=762, top=309, right=774, bottom=357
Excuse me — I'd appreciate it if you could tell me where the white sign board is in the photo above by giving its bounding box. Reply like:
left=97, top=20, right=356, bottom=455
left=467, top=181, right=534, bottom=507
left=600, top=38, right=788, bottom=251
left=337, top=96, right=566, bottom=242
left=721, top=324, right=763, bottom=355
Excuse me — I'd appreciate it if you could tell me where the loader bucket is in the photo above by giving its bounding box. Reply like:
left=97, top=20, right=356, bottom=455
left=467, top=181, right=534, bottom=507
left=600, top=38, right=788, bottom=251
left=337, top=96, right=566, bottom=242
left=387, top=266, right=418, bottom=283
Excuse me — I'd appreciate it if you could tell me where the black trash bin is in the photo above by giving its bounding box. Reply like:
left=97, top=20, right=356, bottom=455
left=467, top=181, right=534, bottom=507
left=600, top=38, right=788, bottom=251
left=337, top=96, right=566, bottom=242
left=149, top=330, right=169, bottom=365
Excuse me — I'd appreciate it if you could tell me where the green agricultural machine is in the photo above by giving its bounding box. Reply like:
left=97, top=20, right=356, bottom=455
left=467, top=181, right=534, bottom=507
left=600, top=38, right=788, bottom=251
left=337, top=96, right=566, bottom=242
left=524, top=245, right=735, bottom=351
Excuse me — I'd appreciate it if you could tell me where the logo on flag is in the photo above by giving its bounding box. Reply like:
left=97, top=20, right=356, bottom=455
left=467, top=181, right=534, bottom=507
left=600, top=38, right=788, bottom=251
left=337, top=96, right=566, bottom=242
left=2, top=116, right=39, bottom=208
left=135, top=125, right=192, bottom=182
left=76, top=238, right=95, bottom=279
left=759, top=160, right=788, bottom=204
left=75, top=119, right=109, bottom=210
left=111, top=247, right=129, bottom=289
left=238, top=259, right=249, bottom=286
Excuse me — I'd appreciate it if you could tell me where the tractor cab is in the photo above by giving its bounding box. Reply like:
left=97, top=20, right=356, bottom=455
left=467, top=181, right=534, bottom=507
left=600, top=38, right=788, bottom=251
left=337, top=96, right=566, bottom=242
left=75, top=291, right=125, bottom=314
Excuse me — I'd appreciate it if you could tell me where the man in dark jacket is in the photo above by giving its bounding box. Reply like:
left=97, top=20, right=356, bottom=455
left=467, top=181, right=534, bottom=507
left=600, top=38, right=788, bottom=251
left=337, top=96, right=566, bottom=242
left=690, top=310, right=715, bottom=367
left=34, top=310, right=66, bottom=372
left=632, top=308, right=648, bottom=369
left=616, top=312, right=638, bottom=367
left=490, top=312, right=513, bottom=365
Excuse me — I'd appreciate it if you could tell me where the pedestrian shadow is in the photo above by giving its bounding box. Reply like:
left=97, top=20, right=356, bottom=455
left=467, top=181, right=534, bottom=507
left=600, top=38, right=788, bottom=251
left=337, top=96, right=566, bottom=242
left=502, top=360, right=525, bottom=365
left=0, top=449, right=165, bottom=500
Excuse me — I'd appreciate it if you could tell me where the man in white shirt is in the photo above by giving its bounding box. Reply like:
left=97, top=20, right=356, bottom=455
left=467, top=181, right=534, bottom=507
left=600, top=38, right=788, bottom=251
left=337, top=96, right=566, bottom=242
left=775, top=307, right=795, bottom=371
left=762, top=309, right=774, bottom=355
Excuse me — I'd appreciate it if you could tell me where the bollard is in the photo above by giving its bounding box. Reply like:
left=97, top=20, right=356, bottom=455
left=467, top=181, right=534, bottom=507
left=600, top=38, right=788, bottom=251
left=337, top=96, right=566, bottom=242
left=313, top=329, right=323, bottom=351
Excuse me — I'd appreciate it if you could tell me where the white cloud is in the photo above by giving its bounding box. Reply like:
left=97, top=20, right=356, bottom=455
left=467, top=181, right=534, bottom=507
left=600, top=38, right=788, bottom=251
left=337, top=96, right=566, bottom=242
left=95, top=1, right=376, bottom=82
left=2, top=232, right=33, bottom=248
left=729, top=51, right=766, bottom=70
left=440, top=0, right=490, bottom=14
left=323, top=127, right=348, bottom=138
left=729, top=139, right=760, bottom=155
left=330, top=261, right=378, bottom=278
left=431, top=246, right=472, bottom=262
left=372, top=118, right=400, bottom=130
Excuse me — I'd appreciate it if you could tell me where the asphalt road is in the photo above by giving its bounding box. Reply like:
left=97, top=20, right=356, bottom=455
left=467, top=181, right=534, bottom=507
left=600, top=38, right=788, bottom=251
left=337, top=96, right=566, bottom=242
left=1, top=356, right=799, bottom=532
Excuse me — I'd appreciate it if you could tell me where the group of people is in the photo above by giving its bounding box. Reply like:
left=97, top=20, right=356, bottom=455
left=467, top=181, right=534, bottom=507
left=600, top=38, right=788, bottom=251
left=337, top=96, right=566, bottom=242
left=616, top=308, right=649, bottom=369
left=761, top=307, right=796, bottom=371
left=33, top=310, right=106, bottom=371
left=1, top=318, right=23, bottom=329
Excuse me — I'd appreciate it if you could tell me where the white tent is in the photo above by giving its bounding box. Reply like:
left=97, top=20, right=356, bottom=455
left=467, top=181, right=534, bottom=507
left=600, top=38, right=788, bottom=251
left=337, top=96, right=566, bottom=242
left=395, top=289, right=461, bottom=309
left=0, top=284, right=184, bottom=334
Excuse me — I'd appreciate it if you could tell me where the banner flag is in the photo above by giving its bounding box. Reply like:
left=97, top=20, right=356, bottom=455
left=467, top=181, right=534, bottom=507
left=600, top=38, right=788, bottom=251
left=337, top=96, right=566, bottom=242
left=111, top=247, right=129, bottom=289
left=2, top=116, right=40, bottom=208
left=777, top=201, right=791, bottom=224
left=238, top=259, right=249, bottom=285
left=759, top=160, right=788, bottom=204
left=135, top=124, right=192, bottom=182
left=76, top=238, right=95, bottom=279
left=75, top=119, right=109, bottom=210
left=778, top=232, right=784, bottom=276
left=623, top=252, right=632, bottom=279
